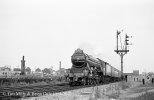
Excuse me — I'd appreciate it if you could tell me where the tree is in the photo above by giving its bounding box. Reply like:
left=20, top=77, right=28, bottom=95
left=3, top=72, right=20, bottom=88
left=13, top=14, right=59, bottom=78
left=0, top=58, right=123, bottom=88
left=49, top=66, right=54, bottom=75
left=35, top=68, right=41, bottom=72
left=25, top=67, right=31, bottom=74
left=59, top=68, right=67, bottom=75
left=42, top=68, right=51, bottom=74
left=148, top=72, right=154, bottom=77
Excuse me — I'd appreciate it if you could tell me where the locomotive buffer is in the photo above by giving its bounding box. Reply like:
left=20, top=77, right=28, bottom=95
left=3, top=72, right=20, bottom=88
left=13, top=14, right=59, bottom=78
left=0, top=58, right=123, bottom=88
left=114, top=30, right=132, bottom=80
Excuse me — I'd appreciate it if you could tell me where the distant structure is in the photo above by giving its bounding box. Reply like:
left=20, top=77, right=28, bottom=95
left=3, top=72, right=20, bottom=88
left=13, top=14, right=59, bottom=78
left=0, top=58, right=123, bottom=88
left=0, top=66, right=11, bottom=78
left=124, top=70, right=139, bottom=76
left=59, top=61, right=61, bottom=75
left=133, top=70, right=139, bottom=76
left=124, top=70, right=140, bottom=82
left=21, top=56, right=26, bottom=75
left=0, top=66, right=20, bottom=78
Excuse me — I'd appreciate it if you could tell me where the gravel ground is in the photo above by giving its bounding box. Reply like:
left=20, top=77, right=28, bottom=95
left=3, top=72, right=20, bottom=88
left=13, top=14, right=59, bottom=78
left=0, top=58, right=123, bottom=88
left=119, top=82, right=154, bottom=100
left=21, top=81, right=154, bottom=100
left=21, top=82, right=122, bottom=100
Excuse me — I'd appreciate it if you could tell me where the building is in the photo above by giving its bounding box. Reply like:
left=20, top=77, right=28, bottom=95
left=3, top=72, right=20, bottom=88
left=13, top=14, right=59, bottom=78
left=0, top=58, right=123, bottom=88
left=133, top=70, right=139, bottom=76
left=123, top=70, right=140, bottom=81
left=21, top=56, right=26, bottom=75
left=0, top=66, right=11, bottom=78
left=0, top=66, right=21, bottom=78
left=31, top=71, right=43, bottom=78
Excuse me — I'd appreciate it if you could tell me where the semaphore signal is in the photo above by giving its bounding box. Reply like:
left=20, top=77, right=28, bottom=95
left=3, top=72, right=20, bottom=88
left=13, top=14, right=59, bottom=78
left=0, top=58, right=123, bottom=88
left=114, top=30, right=132, bottom=80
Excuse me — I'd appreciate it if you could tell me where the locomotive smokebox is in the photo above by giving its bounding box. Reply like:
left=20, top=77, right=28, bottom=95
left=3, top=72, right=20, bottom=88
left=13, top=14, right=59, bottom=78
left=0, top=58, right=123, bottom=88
left=71, top=48, right=86, bottom=67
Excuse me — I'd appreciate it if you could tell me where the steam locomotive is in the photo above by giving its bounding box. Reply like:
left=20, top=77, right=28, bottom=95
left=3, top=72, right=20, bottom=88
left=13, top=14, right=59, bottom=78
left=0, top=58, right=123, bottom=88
left=68, top=48, right=121, bottom=86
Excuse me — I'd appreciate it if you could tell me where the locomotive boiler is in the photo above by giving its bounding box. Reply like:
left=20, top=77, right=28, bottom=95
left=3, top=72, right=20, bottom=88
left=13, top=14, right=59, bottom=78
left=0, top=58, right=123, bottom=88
left=68, top=48, right=121, bottom=86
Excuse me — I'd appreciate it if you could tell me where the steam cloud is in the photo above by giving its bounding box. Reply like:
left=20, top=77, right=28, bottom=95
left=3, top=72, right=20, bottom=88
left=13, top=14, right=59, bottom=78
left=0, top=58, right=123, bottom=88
left=78, top=42, right=108, bottom=61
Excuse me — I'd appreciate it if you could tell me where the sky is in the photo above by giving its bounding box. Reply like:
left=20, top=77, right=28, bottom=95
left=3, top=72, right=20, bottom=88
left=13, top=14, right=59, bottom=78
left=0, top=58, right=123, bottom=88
left=0, top=0, right=154, bottom=73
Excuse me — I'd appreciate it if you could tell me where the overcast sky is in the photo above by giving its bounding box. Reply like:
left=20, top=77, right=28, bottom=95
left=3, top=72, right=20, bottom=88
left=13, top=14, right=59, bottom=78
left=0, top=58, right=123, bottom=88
left=0, top=0, right=154, bottom=73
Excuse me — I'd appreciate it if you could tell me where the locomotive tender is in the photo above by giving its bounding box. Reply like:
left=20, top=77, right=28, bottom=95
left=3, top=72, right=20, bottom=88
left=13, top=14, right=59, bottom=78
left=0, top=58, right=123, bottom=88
left=68, top=48, right=121, bottom=85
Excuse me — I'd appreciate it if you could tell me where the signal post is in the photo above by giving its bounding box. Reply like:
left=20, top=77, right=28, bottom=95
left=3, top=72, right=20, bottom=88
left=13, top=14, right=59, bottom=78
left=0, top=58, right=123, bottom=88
left=114, top=30, right=132, bottom=80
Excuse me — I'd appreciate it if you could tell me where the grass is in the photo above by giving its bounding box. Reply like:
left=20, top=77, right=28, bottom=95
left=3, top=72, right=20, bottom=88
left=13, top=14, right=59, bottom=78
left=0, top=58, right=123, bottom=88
left=129, top=83, right=154, bottom=100
left=130, top=92, right=154, bottom=100
left=118, top=81, right=132, bottom=90
left=88, top=81, right=131, bottom=100
left=88, top=81, right=138, bottom=100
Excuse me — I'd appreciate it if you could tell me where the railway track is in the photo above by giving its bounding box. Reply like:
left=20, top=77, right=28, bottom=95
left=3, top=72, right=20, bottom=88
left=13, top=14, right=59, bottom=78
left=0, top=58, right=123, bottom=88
left=0, top=82, right=69, bottom=99
left=0, top=82, right=108, bottom=100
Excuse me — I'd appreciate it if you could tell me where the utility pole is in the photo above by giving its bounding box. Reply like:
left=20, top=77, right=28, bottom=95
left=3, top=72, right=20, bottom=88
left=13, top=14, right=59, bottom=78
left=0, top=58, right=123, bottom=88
left=114, top=30, right=132, bottom=80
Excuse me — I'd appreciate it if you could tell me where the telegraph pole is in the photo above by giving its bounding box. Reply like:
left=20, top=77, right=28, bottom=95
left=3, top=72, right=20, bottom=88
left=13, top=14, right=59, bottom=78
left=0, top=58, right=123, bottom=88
left=114, top=30, right=132, bottom=80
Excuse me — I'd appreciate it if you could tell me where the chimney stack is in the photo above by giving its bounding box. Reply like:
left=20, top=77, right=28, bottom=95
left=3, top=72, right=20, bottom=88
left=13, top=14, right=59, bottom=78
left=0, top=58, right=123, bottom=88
left=21, top=56, right=25, bottom=75
left=59, top=61, right=61, bottom=75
